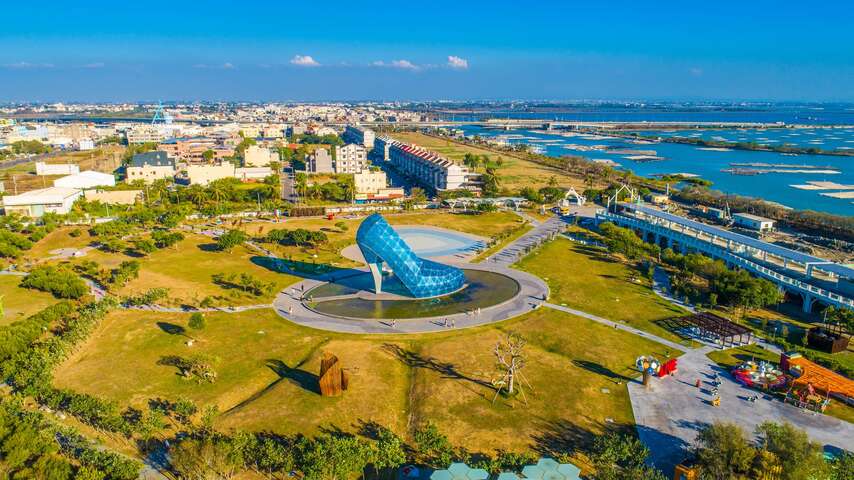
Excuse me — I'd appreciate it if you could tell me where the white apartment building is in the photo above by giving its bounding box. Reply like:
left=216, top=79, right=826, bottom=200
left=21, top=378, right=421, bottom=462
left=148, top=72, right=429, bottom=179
left=384, top=137, right=479, bottom=191
left=126, top=151, right=176, bottom=184
left=353, top=170, right=404, bottom=202
left=235, top=166, right=273, bottom=181
left=126, top=125, right=166, bottom=144
left=307, top=148, right=333, bottom=174
left=334, top=143, right=368, bottom=174
left=186, top=163, right=236, bottom=185
left=244, top=145, right=277, bottom=167
left=2, top=187, right=83, bottom=217
left=343, top=125, right=376, bottom=149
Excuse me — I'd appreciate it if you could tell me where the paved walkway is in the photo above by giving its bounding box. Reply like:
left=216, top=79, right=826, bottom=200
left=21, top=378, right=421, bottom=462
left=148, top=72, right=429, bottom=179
left=544, top=302, right=688, bottom=353
left=629, top=346, right=854, bottom=474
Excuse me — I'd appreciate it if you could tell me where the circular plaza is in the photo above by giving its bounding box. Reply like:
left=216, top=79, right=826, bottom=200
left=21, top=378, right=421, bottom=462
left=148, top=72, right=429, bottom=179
left=271, top=214, right=559, bottom=333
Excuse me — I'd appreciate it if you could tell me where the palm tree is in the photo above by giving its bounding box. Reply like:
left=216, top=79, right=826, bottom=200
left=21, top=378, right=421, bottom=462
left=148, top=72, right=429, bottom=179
left=482, top=166, right=500, bottom=195
left=208, top=183, right=228, bottom=205
left=186, top=185, right=208, bottom=206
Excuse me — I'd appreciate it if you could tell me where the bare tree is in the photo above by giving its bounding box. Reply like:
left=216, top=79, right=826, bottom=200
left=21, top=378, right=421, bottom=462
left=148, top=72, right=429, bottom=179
left=492, top=333, right=532, bottom=404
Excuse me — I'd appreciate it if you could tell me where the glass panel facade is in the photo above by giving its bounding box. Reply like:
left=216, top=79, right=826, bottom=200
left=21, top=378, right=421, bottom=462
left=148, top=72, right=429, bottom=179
left=356, top=213, right=465, bottom=298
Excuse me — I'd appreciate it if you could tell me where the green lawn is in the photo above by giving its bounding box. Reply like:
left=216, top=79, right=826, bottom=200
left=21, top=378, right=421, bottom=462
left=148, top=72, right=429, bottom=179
left=117, top=233, right=302, bottom=306
left=0, top=275, right=59, bottom=325
left=516, top=238, right=689, bottom=344
left=705, top=344, right=779, bottom=369
left=53, top=307, right=669, bottom=458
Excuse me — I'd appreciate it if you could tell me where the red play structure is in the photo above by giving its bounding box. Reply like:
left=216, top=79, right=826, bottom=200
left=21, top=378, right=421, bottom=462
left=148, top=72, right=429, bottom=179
left=657, top=358, right=678, bottom=377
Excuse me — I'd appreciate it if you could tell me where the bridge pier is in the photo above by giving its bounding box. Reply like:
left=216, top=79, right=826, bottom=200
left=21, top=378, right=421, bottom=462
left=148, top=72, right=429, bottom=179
left=802, top=293, right=816, bottom=313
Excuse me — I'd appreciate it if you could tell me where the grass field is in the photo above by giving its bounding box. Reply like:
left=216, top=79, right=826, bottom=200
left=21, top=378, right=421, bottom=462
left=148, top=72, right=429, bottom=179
left=0, top=275, right=58, bottom=325
left=516, top=237, right=689, bottom=344
left=117, top=233, right=302, bottom=306
left=25, top=226, right=95, bottom=261
left=53, top=307, right=670, bottom=456
left=389, top=132, right=587, bottom=192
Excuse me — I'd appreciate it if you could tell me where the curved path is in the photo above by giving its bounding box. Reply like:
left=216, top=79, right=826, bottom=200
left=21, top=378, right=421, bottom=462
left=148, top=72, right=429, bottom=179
left=270, top=216, right=568, bottom=334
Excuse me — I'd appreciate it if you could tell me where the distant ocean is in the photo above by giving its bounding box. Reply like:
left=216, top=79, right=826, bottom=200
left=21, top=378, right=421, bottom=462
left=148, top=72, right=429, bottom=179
left=451, top=107, right=854, bottom=216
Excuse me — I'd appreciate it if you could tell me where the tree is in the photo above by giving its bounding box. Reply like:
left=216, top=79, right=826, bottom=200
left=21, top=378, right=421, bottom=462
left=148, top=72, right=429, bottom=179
left=368, top=425, right=406, bottom=479
left=493, top=333, right=529, bottom=401
left=410, top=187, right=427, bottom=203
left=189, top=312, right=206, bottom=331
left=170, top=435, right=243, bottom=480
left=335, top=221, right=348, bottom=232
left=131, top=238, right=157, bottom=256
left=216, top=230, right=247, bottom=252
left=203, top=149, right=215, bottom=161
left=412, top=423, right=455, bottom=468
left=297, top=433, right=372, bottom=480
left=831, top=452, right=854, bottom=480
left=695, top=422, right=755, bottom=480
left=589, top=432, right=666, bottom=480
left=482, top=166, right=501, bottom=196
left=755, top=422, right=828, bottom=480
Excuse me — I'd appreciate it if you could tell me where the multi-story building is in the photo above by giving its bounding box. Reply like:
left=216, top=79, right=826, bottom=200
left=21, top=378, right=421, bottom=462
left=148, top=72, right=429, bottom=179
left=343, top=125, right=376, bottom=149
left=381, top=137, right=479, bottom=192
left=353, top=170, right=404, bottom=202
left=185, top=163, right=236, bottom=185
left=334, top=143, right=368, bottom=173
left=126, top=151, right=176, bottom=184
left=307, top=148, right=333, bottom=174
left=125, top=125, right=166, bottom=144
left=244, top=145, right=277, bottom=167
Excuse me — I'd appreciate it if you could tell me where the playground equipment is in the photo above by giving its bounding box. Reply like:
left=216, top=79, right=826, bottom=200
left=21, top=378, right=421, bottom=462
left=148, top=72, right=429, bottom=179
left=731, top=360, right=788, bottom=391
left=636, top=355, right=660, bottom=386
left=781, top=351, right=854, bottom=410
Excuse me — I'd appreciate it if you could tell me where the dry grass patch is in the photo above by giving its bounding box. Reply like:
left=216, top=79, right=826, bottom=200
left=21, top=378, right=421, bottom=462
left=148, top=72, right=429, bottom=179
left=218, top=339, right=410, bottom=436
left=0, top=275, right=58, bottom=325
left=53, top=309, right=327, bottom=410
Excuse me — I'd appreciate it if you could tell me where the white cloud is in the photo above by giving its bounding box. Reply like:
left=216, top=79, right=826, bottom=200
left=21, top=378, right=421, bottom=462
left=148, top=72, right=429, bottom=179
left=82, top=62, right=105, bottom=69
left=447, top=55, right=468, bottom=69
left=391, top=59, right=419, bottom=70
left=290, top=55, right=320, bottom=67
left=373, top=59, right=420, bottom=70
left=2, top=62, right=54, bottom=69
left=192, top=63, right=235, bottom=70
left=689, top=67, right=703, bottom=77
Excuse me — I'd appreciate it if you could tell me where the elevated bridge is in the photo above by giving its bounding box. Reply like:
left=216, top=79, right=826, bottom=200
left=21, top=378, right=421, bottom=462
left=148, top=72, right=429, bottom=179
left=596, top=203, right=854, bottom=313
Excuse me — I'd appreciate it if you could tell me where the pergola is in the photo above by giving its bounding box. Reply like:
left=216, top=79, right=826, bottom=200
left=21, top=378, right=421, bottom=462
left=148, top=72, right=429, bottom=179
left=668, top=312, right=753, bottom=347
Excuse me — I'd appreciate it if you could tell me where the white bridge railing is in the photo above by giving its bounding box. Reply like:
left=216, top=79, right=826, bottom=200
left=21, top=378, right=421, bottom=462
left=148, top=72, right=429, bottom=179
left=597, top=212, right=854, bottom=309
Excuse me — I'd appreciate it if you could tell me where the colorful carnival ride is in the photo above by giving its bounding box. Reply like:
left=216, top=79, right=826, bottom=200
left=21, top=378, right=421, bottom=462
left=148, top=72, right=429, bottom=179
left=729, top=351, right=854, bottom=414
left=731, top=360, right=788, bottom=391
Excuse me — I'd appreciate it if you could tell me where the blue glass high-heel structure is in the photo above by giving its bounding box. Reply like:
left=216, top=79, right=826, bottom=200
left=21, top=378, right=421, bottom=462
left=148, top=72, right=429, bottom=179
left=356, top=213, right=465, bottom=298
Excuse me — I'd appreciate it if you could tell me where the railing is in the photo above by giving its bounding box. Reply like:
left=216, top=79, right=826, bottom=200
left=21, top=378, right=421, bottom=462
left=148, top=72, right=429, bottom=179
left=597, top=212, right=854, bottom=308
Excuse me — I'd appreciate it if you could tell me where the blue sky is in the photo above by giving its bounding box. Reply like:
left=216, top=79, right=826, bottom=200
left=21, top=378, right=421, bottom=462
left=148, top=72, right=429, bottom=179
left=1, top=1, right=852, bottom=102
